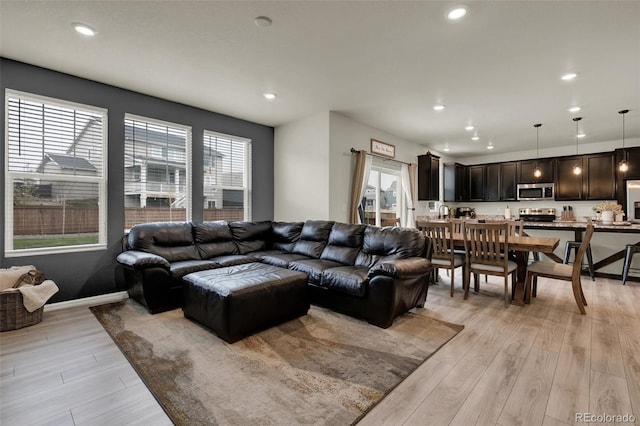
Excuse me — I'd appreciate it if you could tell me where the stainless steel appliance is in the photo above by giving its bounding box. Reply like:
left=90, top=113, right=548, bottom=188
left=517, top=183, right=555, bottom=201
left=455, top=207, right=476, bottom=218
left=518, top=207, right=557, bottom=222
left=627, top=180, right=640, bottom=222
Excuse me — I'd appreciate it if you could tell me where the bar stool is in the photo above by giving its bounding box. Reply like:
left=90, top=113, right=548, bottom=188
left=622, top=244, right=640, bottom=285
left=563, top=240, right=595, bottom=281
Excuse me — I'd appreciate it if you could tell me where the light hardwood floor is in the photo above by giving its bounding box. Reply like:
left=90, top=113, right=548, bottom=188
left=1, top=274, right=639, bottom=426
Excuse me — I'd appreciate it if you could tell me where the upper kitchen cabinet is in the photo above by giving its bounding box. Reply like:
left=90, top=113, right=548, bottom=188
left=468, top=165, right=485, bottom=201
left=616, top=146, right=640, bottom=180
left=485, top=163, right=500, bottom=201
left=444, top=162, right=468, bottom=202
left=584, top=152, right=616, bottom=200
left=417, top=152, right=440, bottom=201
left=518, top=159, right=554, bottom=184
left=500, top=162, right=518, bottom=200
left=555, top=155, right=584, bottom=200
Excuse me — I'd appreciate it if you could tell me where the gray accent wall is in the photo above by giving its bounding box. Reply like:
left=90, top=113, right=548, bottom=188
left=0, top=58, right=274, bottom=303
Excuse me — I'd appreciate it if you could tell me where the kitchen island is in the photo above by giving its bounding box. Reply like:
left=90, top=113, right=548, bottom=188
left=523, top=220, right=640, bottom=281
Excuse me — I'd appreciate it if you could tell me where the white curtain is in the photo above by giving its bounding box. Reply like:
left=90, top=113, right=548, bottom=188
left=401, top=163, right=416, bottom=228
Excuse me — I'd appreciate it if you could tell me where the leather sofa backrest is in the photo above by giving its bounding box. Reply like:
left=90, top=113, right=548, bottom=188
left=355, top=226, right=426, bottom=268
left=193, top=221, right=238, bottom=259
left=229, top=221, right=272, bottom=254
left=270, top=221, right=304, bottom=252
left=320, top=223, right=366, bottom=265
left=127, top=222, right=199, bottom=262
left=292, top=220, right=335, bottom=259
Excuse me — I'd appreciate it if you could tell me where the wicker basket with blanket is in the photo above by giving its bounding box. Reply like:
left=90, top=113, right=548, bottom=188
left=0, top=266, right=58, bottom=332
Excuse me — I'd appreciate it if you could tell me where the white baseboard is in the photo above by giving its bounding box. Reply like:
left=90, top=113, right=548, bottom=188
left=44, top=291, right=129, bottom=312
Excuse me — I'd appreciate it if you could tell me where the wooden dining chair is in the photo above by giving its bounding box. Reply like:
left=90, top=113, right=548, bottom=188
left=382, top=217, right=400, bottom=227
left=463, top=222, right=517, bottom=307
left=422, top=221, right=465, bottom=297
left=524, top=222, right=594, bottom=315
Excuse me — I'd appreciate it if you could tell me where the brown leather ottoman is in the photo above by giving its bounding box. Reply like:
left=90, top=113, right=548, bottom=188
left=182, top=263, right=309, bottom=343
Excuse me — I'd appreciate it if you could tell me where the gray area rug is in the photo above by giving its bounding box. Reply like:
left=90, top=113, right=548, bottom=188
left=91, top=300, right=463, bottom=425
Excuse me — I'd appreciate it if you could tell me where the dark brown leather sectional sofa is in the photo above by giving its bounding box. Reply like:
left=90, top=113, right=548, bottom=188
left=117, top=220, right=433, bottom=331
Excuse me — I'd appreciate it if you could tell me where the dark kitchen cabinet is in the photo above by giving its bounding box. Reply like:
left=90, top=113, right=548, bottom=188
left=555, top=156, right=584, bottom=200
left=518, top=158, right=554, bottom=184
left=468, top=165, right=485, bottom=201
left=485, top=163, right=500, bottom=201
left=617, top=146, right=640, bottom=180
left=500, top=162, right=518, bottom=201
left=584, top=152, right=616, bottom=200
left=444, top=163, right=467, bottom=202
left=417, top=152, right=440, bottom=201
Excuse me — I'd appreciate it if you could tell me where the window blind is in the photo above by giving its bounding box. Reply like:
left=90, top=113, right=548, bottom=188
left=124, top=115, right=191, bottom=229
left=203, top=130, right=252, bottom=222
left=5, top=90, right=107, bottom=255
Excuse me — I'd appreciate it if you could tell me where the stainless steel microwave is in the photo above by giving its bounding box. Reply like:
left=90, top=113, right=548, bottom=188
left=517, top=183, right=555, bottom=201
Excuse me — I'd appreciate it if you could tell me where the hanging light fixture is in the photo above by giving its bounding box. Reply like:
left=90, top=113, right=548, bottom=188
left=533, top=123, right=542, bottom=178
left=618, top=109, right=630, bottom=172
left=573, top=117, right=582, bottom=175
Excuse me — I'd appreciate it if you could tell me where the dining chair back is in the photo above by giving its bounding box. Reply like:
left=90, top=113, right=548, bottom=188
left=463, top=221, right=517, bottom=307
left=421, top=220, right=465, bottom=297
left=524, top=223, right=595, bottom=314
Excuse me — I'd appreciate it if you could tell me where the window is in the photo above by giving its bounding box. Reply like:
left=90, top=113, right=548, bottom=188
left=362, top=161, right=403, bottom=226
left=124, top=115, right=191, bottom=229
left=203, top=130, right=251, bottom=222
left=5, top=90, right=107, bottom=256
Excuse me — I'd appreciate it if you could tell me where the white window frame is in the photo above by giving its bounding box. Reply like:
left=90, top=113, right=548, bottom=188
left=203, top=130, right=252, bottom=221
left=367, top=160, right=404, bottom=227
left=4, top=89, right=108, bottom=257
left=124, top=114, right=192, bottom=231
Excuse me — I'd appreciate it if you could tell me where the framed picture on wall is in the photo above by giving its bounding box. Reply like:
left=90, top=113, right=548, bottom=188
left=370, top=139, right=395, bottom=158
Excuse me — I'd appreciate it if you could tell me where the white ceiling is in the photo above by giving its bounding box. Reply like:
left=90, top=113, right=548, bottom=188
left=1, top=1, right=639, bottom=157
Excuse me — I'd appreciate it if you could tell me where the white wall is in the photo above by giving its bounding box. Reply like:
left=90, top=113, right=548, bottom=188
left=274, top=112, right=330, bottom=221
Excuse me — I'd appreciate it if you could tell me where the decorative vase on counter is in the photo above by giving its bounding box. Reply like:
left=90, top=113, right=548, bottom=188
left=615, top=212, right=625, bottom=222
left=601, top=210, right=614, bottom=224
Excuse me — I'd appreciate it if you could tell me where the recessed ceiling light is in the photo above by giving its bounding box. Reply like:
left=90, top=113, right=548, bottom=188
left=471, top=135, right=479, bottom=141
left=72, top=23, right=97, bottom=37
left=443, top=146, right=451, bottom=152
left=433, top=104, right=445, bottom=111
left=447, top=6, right=468, bottom=20
left=487, top=144, right=494, bottom=150
left=263, top=92, right=277, bottom=100
left=568, top=106, right=582, bottom=113
left=465, top=125, right=475, bottom=131
left=254, top=16, right=273, bottom=27
left=561, top=72, right=578, bottom=81
left=577, top=132, right=586, bottom=138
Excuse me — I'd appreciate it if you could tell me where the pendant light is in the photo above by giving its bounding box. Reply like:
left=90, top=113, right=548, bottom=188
left=618, top=109, right=630, bottom=172
left=572, top=117, right=582, bottom=175
left=533, top=123, right=542, bottom=178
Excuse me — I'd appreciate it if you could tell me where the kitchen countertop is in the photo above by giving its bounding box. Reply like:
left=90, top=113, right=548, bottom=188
left=523, top=220, right=640, bottom=233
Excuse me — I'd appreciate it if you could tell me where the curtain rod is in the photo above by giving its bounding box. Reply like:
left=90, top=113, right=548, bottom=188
left=350, top=147, right=412, bottom=166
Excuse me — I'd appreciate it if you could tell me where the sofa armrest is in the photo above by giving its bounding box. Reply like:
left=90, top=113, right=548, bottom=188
left=116, top=250, right=170, bottom=269
left=368, top=257, right=432, bottom=279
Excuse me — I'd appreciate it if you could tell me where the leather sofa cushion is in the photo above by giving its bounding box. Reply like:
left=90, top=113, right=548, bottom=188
left=292, top=220, right=335, bottom=258
left=251, top=250, right=310, bottom=268
left=355, top=226, right=425, bottom=268
left=193, top=221, right=238, bottom=259
left=289, top=259, right=343, bottom=285
left=229, top=221, right=271, bottom=254
left=208, top=254, right=257, bottom=267
left=320, top=266, right=369, bottom=298
left=271, top=221, right=303, bottom=252
left=127, top=222, right=199, bottom=262
left=170, top=260, right=218, bottom=279
left=320, top=223, right=366, bottom=265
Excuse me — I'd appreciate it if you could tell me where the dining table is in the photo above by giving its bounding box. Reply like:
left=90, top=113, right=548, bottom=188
left=448, top=232, right=560, bottom=306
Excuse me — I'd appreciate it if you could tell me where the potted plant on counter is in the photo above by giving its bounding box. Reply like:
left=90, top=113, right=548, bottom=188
left=593, top=201, right=623, bottom=224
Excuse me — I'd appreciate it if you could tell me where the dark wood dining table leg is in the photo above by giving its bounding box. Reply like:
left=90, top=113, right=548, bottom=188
left=510, top=250, right=530, bottom=306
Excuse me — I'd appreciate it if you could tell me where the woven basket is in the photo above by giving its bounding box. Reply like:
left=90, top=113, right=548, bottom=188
left=0, top=289, right=44, bottom=332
